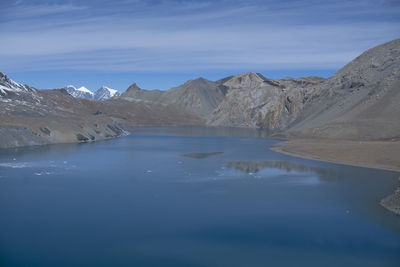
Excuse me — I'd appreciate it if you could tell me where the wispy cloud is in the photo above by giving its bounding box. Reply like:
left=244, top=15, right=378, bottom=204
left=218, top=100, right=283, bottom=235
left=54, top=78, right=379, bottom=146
left=0, top=0, right=399, bottom=73
left=2, top=2, right=87, bottom=18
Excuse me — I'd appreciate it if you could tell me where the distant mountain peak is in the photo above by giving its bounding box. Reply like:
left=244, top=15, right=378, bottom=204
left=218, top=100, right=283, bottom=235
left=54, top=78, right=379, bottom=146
left=220, top=72, right=271, bottom=89
left=240, top=72, right=266, bottom=80
left=126, top=83, right=142, bottom=92
left=77, top=86, right=92, bottom=93
left=64, top=85, right=93, bottom=99
left=193, top=77, right=208, bottom=82
left=181, top=78, right=216, bottom=89
left=1, top=72, right=23, bottom=88
left=187, top=77, right=211, bottom=85
left=100, top=85, right=110, bottom=90
left=94, top=85, right=120, bottom=101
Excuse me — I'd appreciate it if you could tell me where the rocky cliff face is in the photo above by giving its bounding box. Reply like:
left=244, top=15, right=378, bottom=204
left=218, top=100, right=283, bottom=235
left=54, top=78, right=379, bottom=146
left=208, top=39, right=400, bottom=141
left=208, top=72, right=324, bottom=130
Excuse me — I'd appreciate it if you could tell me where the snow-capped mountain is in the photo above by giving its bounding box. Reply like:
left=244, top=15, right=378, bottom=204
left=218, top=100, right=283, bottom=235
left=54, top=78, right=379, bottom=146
left=64, top=85, right=94, bottom=99
left=63, top=85, right=119, bottom=101
left=0, top=72, right=37, bottom=97
left=94, top=86, right=120, bottom=101
left=0, top=71, right=128, bottom=149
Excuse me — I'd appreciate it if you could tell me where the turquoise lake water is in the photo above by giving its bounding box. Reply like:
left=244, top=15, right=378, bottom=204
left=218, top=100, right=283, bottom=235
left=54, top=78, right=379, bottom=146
left=0, top=127, right=399, bottom=266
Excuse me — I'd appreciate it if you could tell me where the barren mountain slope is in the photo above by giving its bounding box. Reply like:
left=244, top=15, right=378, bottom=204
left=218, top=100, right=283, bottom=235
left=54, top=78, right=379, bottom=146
left=119, top=78, right=227, bottom=119
left=287, top=39, right=400, bottom=140
left=160, top=78, right=227, bottom=119
left=120, top=83, right=164, bottom=103
left=96, top=98, right=204, bottom=127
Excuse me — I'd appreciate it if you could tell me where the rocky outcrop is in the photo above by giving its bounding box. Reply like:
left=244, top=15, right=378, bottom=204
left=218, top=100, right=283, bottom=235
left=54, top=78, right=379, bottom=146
left=208, top=72, right=324, bottom=130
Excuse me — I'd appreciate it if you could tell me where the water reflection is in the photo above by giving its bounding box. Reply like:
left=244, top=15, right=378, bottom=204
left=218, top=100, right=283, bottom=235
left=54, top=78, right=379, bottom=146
left=129, top=126, right=272, bottom=138
left=183, top=152, right=224, bottom=159
left=227, top=160, right=313, bottom=174
left=227, top=159, right=400, bottom=233
left=227, top=160, right=342, bottom=182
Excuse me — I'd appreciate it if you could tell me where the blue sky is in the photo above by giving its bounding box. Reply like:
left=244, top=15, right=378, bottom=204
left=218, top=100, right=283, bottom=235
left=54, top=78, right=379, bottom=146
left=1, top=0, right=399, bottom=91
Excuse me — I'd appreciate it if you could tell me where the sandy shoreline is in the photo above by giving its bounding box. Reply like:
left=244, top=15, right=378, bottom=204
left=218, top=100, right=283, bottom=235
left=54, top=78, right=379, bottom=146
left=272, top=139, right=400, bottom=172
left=272, top=139, right=400, bottom=215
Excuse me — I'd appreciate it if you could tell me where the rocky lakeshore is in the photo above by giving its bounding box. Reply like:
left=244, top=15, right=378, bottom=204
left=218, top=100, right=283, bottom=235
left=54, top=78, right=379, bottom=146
left=271, top=139, right=400, bottom=172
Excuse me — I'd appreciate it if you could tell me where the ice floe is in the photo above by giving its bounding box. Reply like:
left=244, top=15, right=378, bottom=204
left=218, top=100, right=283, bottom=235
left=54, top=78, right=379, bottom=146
left=0, top=162, right=30, bottom=168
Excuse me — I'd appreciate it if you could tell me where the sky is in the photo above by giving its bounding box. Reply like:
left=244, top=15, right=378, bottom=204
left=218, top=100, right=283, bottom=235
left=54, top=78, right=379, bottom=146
left=0, top=0, right=399, bottom=92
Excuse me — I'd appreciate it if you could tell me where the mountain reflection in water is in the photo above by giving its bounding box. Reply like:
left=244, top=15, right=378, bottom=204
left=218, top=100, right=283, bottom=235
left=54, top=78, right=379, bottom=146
left=227, top=160, right=342, bottom=181
left=183, top=152, right=224, bottom=158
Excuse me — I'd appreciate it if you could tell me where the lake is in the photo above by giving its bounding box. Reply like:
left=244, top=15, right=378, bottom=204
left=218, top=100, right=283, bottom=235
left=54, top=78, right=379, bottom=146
left=0, top=126, right=399, bottom=266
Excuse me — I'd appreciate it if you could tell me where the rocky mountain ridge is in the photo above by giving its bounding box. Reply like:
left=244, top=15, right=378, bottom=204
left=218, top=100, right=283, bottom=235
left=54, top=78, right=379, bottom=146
left=207, top=39, right=399, bottom=141
left=117, top=72, right=327, bottom=130
left=1, top=38, right=399, bottom=148
left=0, top=74, right=202, bottom=148
left=0, top=75, right=128, bottom=148
left=119, top=77, right=228, bottom=119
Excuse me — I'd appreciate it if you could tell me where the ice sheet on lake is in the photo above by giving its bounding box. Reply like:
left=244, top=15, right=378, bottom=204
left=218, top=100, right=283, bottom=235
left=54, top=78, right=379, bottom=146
left=0, top=162, right=31, bottom=168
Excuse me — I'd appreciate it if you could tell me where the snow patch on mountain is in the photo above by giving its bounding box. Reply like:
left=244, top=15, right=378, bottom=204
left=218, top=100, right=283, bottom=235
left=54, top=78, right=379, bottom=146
left=0, top=72, right=36, bottom=97
left=94, top=86, right=120, bottom=100
left=77, top=86, right=92, bottom=94
left=65, top=85, right=94, bottom=99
